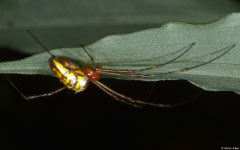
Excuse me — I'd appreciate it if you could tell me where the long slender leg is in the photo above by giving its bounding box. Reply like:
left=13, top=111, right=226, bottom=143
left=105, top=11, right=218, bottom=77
left=96, top=43, right=195, bottom=73
left=4, top=75, right=66, bottom=100
left=93, top=81, right=169, bottom=107
left=99, top=44, right=235, bottom=78
left=79, top=44, right=95, bottom=69
left=92, top=81, right=142, bottom=108
left=24, top=87, right=66, bottom=100
left=93, top=80, right=198, bottom=108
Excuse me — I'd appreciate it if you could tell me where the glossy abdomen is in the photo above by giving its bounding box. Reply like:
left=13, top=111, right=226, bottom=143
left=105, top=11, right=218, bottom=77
left=49, top=57, right=89, bottom=92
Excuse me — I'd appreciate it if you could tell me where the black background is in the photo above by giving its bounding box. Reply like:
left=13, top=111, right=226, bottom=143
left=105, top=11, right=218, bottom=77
left=0, top=48, right=240, bottom=150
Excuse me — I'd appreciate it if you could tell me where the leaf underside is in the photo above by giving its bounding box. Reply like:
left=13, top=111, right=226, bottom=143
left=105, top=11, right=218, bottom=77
left=1, top=13, right=240, bottom=94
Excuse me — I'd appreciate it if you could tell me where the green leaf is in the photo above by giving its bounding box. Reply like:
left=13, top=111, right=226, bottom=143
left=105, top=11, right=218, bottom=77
left=0, top=0, right=239, bottom=54
left=1, top=13, right=240, bottom=93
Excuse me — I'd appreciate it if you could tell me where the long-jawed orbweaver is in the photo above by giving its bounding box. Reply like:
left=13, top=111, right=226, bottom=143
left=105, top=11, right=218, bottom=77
left=5, top=30, right=236, bottom=108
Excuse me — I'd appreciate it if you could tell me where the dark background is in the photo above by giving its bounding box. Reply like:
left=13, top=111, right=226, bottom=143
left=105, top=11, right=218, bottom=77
left=0, top=48, right=240, bottom=150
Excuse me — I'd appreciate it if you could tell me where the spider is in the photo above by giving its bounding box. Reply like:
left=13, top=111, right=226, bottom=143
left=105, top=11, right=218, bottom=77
left=5, top=30, right=236, bottom=108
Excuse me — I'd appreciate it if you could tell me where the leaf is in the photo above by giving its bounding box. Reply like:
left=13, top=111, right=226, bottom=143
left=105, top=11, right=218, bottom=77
left=0, top=0, right=239, bottom=54
left=1, top=13, right=240, bottom=94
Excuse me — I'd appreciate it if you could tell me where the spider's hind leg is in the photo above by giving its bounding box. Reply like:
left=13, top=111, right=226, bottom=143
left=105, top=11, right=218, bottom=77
left=99, top=44, right=236, bottom=78
left=96, top=43, right=195, bottom=73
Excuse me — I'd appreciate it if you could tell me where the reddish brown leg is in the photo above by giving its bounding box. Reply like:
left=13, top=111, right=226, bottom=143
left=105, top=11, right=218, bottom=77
left=4, top=75, right=66, bottom=100
left=99, top=44, right=235, bottom=78
left=92, top=81, right=142, bottom=108
left=96, top=43, right=195, bottom=73
left=92, top=81, right=174, bottom=108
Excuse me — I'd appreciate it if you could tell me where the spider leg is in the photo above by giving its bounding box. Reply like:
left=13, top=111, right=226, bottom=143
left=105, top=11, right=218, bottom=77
left=4, top=75, right=66, bottom=100
left=92, top=80, right=194, bottom=108
left=96, top=43, right=195, bottom=73
left=79, top=44, right=96, bottom=69
left=92, top=81, right=142, bottom=108
left=99, top=44, right=235, bottom=78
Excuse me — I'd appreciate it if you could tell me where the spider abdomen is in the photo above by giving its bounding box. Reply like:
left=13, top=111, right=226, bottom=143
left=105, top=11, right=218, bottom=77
left=49, top=57, right=89, bottom=92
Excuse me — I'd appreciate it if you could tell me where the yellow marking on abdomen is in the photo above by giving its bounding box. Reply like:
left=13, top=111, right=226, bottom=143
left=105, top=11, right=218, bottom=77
left=50, top=57, right=89, bottom=92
